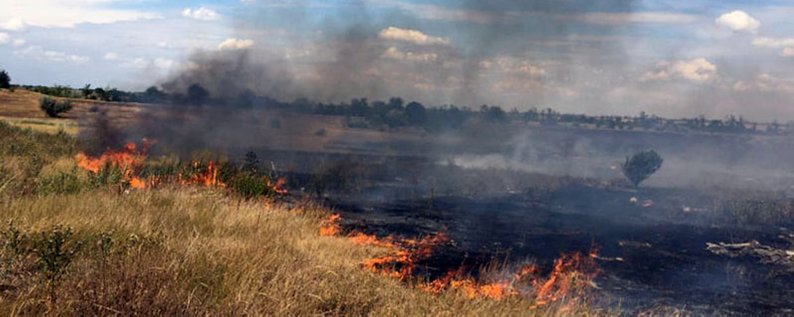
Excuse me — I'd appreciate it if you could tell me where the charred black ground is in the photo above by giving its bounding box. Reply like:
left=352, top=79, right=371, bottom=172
left=217, top=120, right=793, bottom=314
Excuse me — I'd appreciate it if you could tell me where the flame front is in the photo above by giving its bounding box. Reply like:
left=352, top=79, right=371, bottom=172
left=319, top=216, right=449, bottom=281
left=358, top=232, right=449, bottom=281
left=76, top=139, right=153, bottom=188
left=179, top=160, right=224, bottom=187
left=438, top=251, right=599, bottom=306
left=319, top=213, right=599, bottom=307
left=319, top=214, right=342, bottom=236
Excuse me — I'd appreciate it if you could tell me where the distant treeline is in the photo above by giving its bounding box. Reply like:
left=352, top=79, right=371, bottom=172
left=23, top=83, right=793, bottom=136
left=22, top=85, right=168, bottom=104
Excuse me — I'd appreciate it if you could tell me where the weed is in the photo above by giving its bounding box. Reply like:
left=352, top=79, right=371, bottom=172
left=35, top=225, right=81, bottom=304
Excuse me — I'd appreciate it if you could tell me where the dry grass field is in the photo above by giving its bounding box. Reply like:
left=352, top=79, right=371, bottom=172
left=0, top=190, right=605, bottom=316
left=0, top=90, right=608, bottom=316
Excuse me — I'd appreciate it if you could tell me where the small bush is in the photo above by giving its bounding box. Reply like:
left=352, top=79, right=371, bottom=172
left=39, top=97, right=74, bottom=118
left=36, top=225, right=81, bottom=303
left=88, top=162, right=126, bottom=189
left=227, top=173, right=271, bottom=199
left=36, top=170, right=85, bottom=195
left=621, top=150, right=663, bottom=187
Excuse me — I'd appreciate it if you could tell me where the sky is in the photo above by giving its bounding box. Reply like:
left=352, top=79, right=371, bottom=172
left=2, top=0, right=794, bottom=121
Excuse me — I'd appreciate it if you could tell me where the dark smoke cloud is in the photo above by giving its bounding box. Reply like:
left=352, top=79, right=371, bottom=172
left=158, top=0, right=642, bottom=109
left=161, top=50, right=299, bottom=101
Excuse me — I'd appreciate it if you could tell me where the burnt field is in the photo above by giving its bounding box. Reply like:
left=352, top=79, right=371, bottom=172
left=256, top=129, right=794, bottom=315
left=83, top=106, right=794, bottom=314
left=270, top=153, right=792, bottom=315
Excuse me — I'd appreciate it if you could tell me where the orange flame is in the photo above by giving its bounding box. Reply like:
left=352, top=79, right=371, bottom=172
left=318, top=214, right=450, bottom=281
left=129, top=177, right=146, bottom=189
left=355, top=231, right=449, bottom=281
left=179, top=160, right=224, bottom=187
left=319, top=214, right=342, bottom=236
left=532, top=251, right=599, bottom=306
left=76, top=139, right=154, bottom=188
left=426, top=251, right=598, bottom=306
left=318, top=214, right=598, bottom=306
left=269, top=177, right=288, bottom=195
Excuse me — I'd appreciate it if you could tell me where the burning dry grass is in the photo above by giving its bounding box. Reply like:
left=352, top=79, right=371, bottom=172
left=0, top=121, right=609, bottom=315
left=0, top=190, right=606, bottom=316
left=320, top=214, right=601, bottom=312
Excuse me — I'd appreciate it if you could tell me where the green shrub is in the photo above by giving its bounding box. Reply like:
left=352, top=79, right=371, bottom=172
left=36, top=225, right=81, bottom=303
left=88, top=162, right=126, bottom=188
left=621, top=150, right=663, bottom=186
left=2, top=221, right=28, bottom=257
left=36, top=170, right=85, bottom=195
left=39, top=97, right=74, bottom=118
left=228, top=173, right=272, bottom=199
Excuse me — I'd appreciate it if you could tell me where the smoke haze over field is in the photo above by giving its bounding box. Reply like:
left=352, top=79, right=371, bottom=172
left=146, top=0, right=794, bottom=121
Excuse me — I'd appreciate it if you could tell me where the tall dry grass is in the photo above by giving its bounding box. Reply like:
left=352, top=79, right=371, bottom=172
left=0, top=189, right=605, bottom=316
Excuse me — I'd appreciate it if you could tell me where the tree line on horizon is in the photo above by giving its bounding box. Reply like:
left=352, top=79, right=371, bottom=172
left=1, top=69, right=789, bottom=136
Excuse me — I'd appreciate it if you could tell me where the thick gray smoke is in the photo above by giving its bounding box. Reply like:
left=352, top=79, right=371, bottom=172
left=159, top=0, right=642, bottom=109
left=162, top=50, right=298, bottom=101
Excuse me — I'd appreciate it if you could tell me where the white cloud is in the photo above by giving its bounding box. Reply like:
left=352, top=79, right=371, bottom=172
left=752, top=37, right=794, bottom=57
left=0, top=18, right=25, bottom=31
left=45, top=50, right=89, bottom=63
left=480, top=57, right=546, bottom=77
left=0, top=1, right=158, bottom=30
left=122, top=57, right=175, bottom=70
left=752, top=37, right=794, bottom=48
left=123, top=57, right=149, bottom=69
left=104, top=52, right=119, bottom=61
left=182, top=7, right=219, bottom=21
left=153, top=58, right=175, bottom=69
left=0, top=33, right=25, bottom=47
left=382, top=47, right=438, bottom=62
left=218, top=38, right=255, bottom=50
left=733, top=73, right=794, bottom=93
left=715, top=10, right=760, bottom=33
left=378, top=27, right=450, bottom=46
left=642, top=58, right=717, bottom=83
left=14, top=45, right=90, bottom=64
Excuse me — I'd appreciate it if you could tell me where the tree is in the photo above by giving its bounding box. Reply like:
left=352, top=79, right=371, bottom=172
left=481, top=105, right=506, bottom=123
left=186, top=84, right=209, bottom=105
left=405, top=101, right=427, bottom=126
left=80, top=84, right=92, bottom=98
left=0, top=69, right=10, bottom=89
left=142, top=86, right=168, bottom=103
left=621, top=150, right=663, bottom=187
left=40, top=97, right=74, bottom=118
